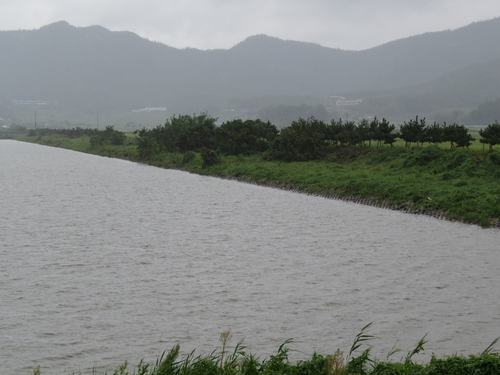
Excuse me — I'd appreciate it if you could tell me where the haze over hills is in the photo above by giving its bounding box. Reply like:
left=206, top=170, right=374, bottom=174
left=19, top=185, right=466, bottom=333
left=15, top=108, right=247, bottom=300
left=347, top=58, right=500, bottom=122
left=1, top=17, right=500, bottom=127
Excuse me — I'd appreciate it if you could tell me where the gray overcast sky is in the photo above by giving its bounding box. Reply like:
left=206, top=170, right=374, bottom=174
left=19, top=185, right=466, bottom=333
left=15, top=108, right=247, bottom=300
left=1, top=0, right=500, bottom=50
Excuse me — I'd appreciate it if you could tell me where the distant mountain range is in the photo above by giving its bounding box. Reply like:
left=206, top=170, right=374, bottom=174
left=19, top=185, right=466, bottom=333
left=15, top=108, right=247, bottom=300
left=1, top=18, right=500, bottom=125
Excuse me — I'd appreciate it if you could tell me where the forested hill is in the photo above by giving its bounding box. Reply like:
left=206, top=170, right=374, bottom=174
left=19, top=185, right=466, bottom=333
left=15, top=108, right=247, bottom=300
left=1, top=18, right=500, bottom=116
left=347, top=58, right=500, bottom=122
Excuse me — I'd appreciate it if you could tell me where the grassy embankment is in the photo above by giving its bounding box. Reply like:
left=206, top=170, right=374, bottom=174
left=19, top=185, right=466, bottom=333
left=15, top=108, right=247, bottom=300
left=15, top=133, right=500, bottom=228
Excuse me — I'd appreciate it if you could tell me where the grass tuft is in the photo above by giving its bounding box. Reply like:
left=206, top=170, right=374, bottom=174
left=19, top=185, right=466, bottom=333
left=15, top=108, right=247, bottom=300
left=29, top=330, right=500, bottom=375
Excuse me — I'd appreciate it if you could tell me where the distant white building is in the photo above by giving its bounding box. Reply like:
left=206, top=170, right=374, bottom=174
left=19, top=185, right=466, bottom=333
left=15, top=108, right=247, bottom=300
left=330, top=96, right=363, bottom=107
left=12, top=100, right=59, bottom=106
left=132, top=107, right=167, bottom=112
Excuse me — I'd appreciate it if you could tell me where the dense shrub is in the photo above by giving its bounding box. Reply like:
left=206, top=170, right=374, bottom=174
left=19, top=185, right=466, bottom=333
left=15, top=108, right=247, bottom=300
left=268, top=117, right=330, bottom=161
left=216, top=119, right=278, bottom=156
left=135, top=114, right=217, bottom=159
left=489, top=152, right=500, bottom=166
left=182, top=151, right=196, bottom=165
left=90, top=126, right=126, bottom=147
left=402, top=145, right=445, bottom=167
left=200, top=147, right=221, bottom=167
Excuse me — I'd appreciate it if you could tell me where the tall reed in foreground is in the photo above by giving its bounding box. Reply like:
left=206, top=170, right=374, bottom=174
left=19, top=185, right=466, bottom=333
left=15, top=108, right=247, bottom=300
left=30, top=327, right=499, bottom=375
left=326, top=349, right=345, bottom=375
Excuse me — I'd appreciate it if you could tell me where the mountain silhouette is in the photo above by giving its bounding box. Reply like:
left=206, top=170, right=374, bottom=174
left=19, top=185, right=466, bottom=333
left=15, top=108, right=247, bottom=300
left=1, top=18, right=500, bottom=121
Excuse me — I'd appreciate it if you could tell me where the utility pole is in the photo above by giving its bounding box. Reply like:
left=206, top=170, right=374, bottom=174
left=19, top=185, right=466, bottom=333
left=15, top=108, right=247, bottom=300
left=35, top=111, right=37, bottom=130
left=96, top=114, right=99, bottom=130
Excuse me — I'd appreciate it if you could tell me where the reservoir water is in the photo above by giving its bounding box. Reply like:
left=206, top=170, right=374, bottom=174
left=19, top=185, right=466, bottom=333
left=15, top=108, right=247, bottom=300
left=1, top=140, right=499, bottom=374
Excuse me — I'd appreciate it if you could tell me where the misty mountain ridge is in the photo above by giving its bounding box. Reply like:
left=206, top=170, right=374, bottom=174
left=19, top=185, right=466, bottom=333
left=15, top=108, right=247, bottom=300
left=1, top=18, right=500, bottom=125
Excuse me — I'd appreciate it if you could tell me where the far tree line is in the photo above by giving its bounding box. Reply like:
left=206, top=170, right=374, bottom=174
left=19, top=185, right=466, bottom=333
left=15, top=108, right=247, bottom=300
left=27, top=114, right=500, bottom=162
left=133, top=114, right=500, bottom=162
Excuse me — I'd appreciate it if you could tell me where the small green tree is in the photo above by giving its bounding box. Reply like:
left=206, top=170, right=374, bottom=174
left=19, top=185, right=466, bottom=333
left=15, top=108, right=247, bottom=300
left=356, top=119, right=371, bottom=147
left=399, top=116, right=427, bottom=148
left=375, top=118, right=397, bottom=147
left=368, top=117, right=380, bottom=147
left=134, top=127, right=162, bottom=160
left=269, top=117, right=329, bottom=161
left=426, top=122, right=444, bottom=145
left=336, top=121, right=357, bottom=147
left=443, top=123, right=475, bottom=149
left=479, top=122, right=500, bottom=151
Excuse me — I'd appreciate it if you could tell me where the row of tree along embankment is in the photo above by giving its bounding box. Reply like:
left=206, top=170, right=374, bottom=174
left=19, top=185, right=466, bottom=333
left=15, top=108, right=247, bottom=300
left=17, top=115, right=500, bottom=228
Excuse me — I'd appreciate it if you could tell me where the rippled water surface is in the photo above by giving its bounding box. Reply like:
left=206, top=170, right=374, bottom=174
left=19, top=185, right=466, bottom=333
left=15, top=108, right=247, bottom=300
left=1, top=141, right=499, bottom=374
